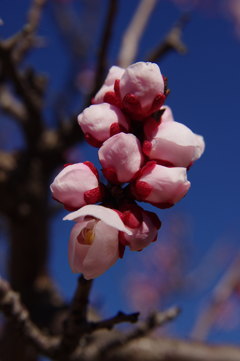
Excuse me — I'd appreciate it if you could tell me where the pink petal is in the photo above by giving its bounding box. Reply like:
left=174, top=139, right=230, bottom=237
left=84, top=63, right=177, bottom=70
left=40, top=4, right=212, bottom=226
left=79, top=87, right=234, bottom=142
left=78, top=103, right=129, bottom=145
left=68, top=221, right=90, bottom=273
left=119, top=62, right=165, bottom=114
left=64, top=204, right=132, bottom=235
left=81, top=221, right=119, bottom=279
left=132, top=164, right=191, bottom=207
left=50, top=163, right=99, bottom=209
left=120, top=205, right=161, bottom=251
left=98, top=133, right=144, bottom=183
left=144, top=120, right=205, bottom=167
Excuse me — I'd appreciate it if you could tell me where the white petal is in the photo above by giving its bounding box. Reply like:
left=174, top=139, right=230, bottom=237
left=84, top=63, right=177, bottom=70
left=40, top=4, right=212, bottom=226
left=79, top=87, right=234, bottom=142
left=64, top=204, right=132, bottom=235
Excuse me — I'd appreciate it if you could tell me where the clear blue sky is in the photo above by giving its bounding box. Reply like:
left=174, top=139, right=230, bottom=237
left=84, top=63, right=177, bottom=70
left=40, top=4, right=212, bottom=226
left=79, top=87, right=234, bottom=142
left=1, top=0, right=240, bottom=344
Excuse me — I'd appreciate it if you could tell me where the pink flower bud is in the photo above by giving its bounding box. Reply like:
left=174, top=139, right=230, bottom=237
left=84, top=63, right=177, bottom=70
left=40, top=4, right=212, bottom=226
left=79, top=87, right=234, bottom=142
left=93, top=66, right=125, bottom=104
left=64, top=205, right=132, bottom=279
left=78, top=103, right=129, bottom=147
left=143, top=115, right=205, bottom=168
left=118, top=62, right=165, bottom=119
left=98, top=132, right=144, bottom=184
left=131, top=161, right=191, bottom=208
left=50, top=162, right=103, bottom=211
left=119, top=203, right=161, bottom=251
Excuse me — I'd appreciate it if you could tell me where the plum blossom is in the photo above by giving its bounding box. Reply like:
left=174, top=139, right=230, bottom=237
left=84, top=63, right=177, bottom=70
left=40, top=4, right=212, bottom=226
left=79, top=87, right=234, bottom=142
left=143, top=117, right=205, bottom=168
left=131, top=161, right=190, bottom=208
left=64, top=205, right=132, bottom=279
left=118, top=62, right=166, bottom=119
left=98, top=132, right=144, bottom=183
left=78, top=103, right=129, bottom=147
left=51, top=61, right=204, bottom=278
left=50, top=162, right=103, bottom=211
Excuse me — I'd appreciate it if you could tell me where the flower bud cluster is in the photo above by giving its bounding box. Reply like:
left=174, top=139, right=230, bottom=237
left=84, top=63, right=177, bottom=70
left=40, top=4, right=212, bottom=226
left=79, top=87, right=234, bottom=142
left=51, top=62, right=205, bottom=279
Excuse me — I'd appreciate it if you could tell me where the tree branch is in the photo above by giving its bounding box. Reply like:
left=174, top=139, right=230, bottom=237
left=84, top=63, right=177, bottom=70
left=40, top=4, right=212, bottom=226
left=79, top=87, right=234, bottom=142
left=191, top=255, right=240, bottom=340
left=59, top=275, right=93, bottom=353
left=147, top=14, right=189, bottom=63
left=0, top=277, right=60, bottom=356
left=0, top=86, right=28, bottom=123
left=7, top=0, right=47, bottom=62
left=88, top=0, right=118, bottom=103
left=88, top=311, right=139, bottom=332
left=118, top=0, right=157, bottom=68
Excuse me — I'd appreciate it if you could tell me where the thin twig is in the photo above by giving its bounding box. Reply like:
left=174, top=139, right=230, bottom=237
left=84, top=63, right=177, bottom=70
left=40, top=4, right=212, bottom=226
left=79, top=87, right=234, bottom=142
left=0, top=277, right=60, bottom=356
left=98, top=306, right=180, bottom=361
left=0, top=86, right=28, bottom=123
left=89, top=311, right=139, bottom=332
left=147, top=14, right=189, bottom=63
left=7, top=0, right=47, bottom=61
left=88, top=0, right=118, bottom=103
left=128, top=306, right=181, bottom=340
left=191, top=255, right=240, bottom=340
left=59, top=275, right=93, bottom=353
left=118, top=0, right=157, bottom=67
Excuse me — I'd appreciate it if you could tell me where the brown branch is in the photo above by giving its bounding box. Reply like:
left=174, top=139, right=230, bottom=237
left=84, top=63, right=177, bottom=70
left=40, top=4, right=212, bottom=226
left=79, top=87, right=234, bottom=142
left=2, top=276, right=240, bottom=361
left=88, top=0, right=118, bottom=103
left=59, top=275, right=93, bottom=353
left=118, top=0, right=157, bottom=68
left=147, top=14, right=189, bottom=63
left=99, top=337, right=240, bottom=361
left=0, top=277, right=60, bottom=356
left=89, top=311, right=139, bottom=332
left=0, top=86, right=28, bottom=123
left=128, top=307, right=181, bottom=340
left=6, top=0, right=47, bottom=62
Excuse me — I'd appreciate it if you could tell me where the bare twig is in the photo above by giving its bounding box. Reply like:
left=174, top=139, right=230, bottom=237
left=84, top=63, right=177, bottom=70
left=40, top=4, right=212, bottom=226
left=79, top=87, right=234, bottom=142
left=89, top=311, right=139, bottom=332
left=59, top=275, right=93, bottom=353
left=97, top=306, right=180, bottom=361
left=89, top=0, right=118, bottom=102
left=118, top=0, right=157, bottom=68
left=147, top=14, right=189, bottom=63
left=0, top=277, right=60, bottom=356
left=7, top=0, right=47, bottom=61
left=0, top=86, right=28, bottom=123
left=128, top=306, right=181, bottom=340
left=191, top=255, right=240, bottom=340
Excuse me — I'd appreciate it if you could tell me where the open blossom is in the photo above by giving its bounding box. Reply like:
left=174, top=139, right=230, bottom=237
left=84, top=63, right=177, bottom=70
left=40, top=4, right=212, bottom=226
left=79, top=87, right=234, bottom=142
left=78, top=103, right=129, bottom=147
left=64, top=205, right=132, bottom=279
left=131, top=162, right=191, bottom=208
left=119, top=204, right=161, bottom=251
left=117, top=62, right=166, bottom=119
left=52, top=61, right=204, bottom=278
left=143, top=115, right=205, bottom=168
left=93, top=65, right=125, bottom=104
left=50, top=162, right=103, bottom=211
left=98, top=132, right=144, bottom=183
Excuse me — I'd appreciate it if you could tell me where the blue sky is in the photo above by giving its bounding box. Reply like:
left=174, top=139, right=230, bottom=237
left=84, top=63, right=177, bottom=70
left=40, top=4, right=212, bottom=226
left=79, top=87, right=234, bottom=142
left=1, top=0, right=240, bottom=344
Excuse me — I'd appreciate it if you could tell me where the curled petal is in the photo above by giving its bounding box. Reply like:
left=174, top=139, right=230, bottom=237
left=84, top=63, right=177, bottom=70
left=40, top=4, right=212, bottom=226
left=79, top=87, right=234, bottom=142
left=64, top=204, right=132, bottom=235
